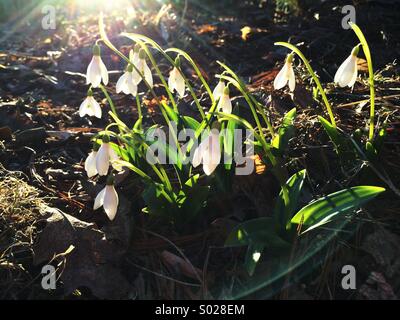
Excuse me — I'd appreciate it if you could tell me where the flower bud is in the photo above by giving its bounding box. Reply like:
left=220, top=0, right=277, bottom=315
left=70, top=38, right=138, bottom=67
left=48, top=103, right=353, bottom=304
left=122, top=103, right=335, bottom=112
left=93, top=44, right=101, bottom=56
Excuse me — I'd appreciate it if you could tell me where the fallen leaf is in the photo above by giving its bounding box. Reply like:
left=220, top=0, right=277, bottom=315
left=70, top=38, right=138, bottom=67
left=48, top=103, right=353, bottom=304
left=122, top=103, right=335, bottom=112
left=357, top=58, right=368, bottom=72
left=196, top=24, right=217, bottom=34
left=241, top=26, right=252, bottom=41
left=161, top=250, right=202, bottom=281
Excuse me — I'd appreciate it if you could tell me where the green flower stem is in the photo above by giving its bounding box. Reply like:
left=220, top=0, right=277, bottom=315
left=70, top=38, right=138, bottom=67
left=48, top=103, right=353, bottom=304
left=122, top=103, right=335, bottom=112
left=135, top=95, right=142, bottom=131
left=106, top=128, right=173, bottom=192
left=218, top=74, right=276, bottom=166
left=123, top=32, right=214, bottom=102
left=99, top=15, right=167, bottom=121
left=275, top=42, right=336, bottom=127
left=123, top=33, right=207, bottom=119
left=166, top=48, right=215, bottom=104
left=136, top=41, right=178, bottom=112
left=217, top=61, right=275, bottom=138
left=217, top=112, right=290, bottom=205
left=350, top=22, right=375, bottom=141
left=99, top=84, right=117, bottom=116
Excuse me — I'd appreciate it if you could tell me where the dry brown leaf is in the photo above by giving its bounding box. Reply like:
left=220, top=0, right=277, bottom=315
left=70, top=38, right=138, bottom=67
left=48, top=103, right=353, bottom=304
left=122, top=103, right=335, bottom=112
left=161, top=250, right=202, bottom=281
left=357, top=57, right=368, bottom=72
left=196, top=24, right=217, bottom=34
left=241, top=26, right=252, bottom=41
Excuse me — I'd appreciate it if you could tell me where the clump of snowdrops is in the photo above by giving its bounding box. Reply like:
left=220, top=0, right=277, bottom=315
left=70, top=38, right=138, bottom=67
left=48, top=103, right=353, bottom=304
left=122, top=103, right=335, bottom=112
left=78, top=16, right=385, bottom=275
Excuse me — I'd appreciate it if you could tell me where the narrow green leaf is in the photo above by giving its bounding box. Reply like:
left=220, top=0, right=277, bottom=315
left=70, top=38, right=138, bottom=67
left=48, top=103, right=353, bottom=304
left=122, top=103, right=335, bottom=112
left=272, top=107, right=296, bottom=154
left=182, top=116, right=200, bottom=131
left=273, top=169, right=307, bottom=230
left=291, top=186, right=385, bottom=233
left=223, top=105, right=238, bottom=170
left=225, top=217, right=290, bottom=249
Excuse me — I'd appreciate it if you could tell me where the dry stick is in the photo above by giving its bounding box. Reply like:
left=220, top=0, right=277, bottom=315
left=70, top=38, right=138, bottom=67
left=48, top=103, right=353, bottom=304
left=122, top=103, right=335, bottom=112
left=336, top=94, right=400, bottom=108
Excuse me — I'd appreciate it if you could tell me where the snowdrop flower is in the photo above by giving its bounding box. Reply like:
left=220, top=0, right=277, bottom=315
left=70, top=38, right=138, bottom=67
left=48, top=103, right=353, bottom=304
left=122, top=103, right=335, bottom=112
left=193, top=128, right=221, bottom=176
left=274, top=53, right=296, bottom=92
left=213, top=80, right=225, bottom=101
left=86, top=44, right=109, bottom=88
left=129, top=44, right=140, bottom=66
left=334, top=45, right=360, bottom=88
left=116, top=65, right=138, bottom=96
left=84, top=143, right=100, bottom=178
left=79, top=89, right=102, bottom=118
left=96, top=135, right=119, bottom=176
left=168, top=58, right=185, bottom=98
left=132, top=49, right=153, bottom=88
left=217, top=86, right=232, bottom=114
left=94, top=175, right=119, bottom=221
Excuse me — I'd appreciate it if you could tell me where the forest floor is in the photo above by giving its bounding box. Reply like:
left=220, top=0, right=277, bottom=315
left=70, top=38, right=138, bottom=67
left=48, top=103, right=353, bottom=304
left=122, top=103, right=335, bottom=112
left=0, top=0, right=400, bottom=299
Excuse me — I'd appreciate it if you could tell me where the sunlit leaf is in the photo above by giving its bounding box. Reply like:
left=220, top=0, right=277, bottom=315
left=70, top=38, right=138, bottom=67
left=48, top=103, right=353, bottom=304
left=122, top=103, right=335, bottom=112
left=225, top=217, right=289, bottom=249
left=291, top=186, right=385, bottom=233
left=273, top=169, right=306, bottom=230
left=272, top=107, right=296, bottom=155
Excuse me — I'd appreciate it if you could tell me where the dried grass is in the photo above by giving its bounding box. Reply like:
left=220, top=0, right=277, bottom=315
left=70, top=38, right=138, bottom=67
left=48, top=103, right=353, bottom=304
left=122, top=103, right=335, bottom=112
left=0, top=165, right=47, bottom=299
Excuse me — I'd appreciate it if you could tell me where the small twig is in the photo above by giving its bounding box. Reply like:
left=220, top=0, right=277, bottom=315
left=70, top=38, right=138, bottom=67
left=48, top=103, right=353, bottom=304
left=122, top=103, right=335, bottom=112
left=336, top=94, right=400, bottom=109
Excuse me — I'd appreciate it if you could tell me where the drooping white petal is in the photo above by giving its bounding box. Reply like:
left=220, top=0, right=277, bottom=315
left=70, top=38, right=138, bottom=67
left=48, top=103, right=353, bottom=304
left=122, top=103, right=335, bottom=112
left=132, top=61, right=142, bottom=85
left=93, top=187, right=106, bottom=210
left=143, top=60, right=153, bottom=88
left=129, top=50, right=139, bottom=66
left=274, top=62, right=289, bottom=90
left=99, top=57, right=109, bottom=86
left=86, top=56, right=102, bottom=88
left=116, top=73, right=128, bottom=94
left=175, top=69, right=186, bottom=98
left=192, top=140, right=205, bottom=168
left=334, top=54, right=358, bottom=88
left=126, top=74, right=138, bottom=96
left=202, top=131, right=221, bottom=176
left=96, top=143, right=111, bottom=176
left=79, top=97, right=90, bottom=117
left=108, top=145, right=119, bottom=162
left=90, top=96, right=102, bottom=118
left=169, top=67, right=186, bottom=98
left=218, top=94, right=232, bottom=114
left=287, top=62, right=296, bottom=92
left=213, top=81, right=225, bottom=101
left=85, top=151, right=98, bottom=178
left=103, top=185, right=119, bottom=220
left=168, top=68, right=177, bottom=93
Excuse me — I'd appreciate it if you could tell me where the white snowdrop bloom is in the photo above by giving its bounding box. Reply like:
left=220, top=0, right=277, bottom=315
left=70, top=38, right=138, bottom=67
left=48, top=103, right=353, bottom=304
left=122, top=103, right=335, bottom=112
left=86, top=44, right=109, bottom=88
left=116, top=66, right=138, bottom=96
left=217, top=86, right=232, bottom=114
left=274, top=53, right=296, bottom=92
left=94, top=177, right=119, bottom=221
left=85, top=149, right=98, bottom=178
left=192, top=129, right=221, bottom=176
left=168, top=66, right=185, bottom=98
left=96, top=136, right=119, bottom=176
left=132, top=49, right=153, bottom=88
left=129, top=45, right=140, bottom=66
left=334, top=45, right=360, bottom=88
left=79, top=92, right=102, bottom=118
left=212, top=80, right=225, bottom=101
